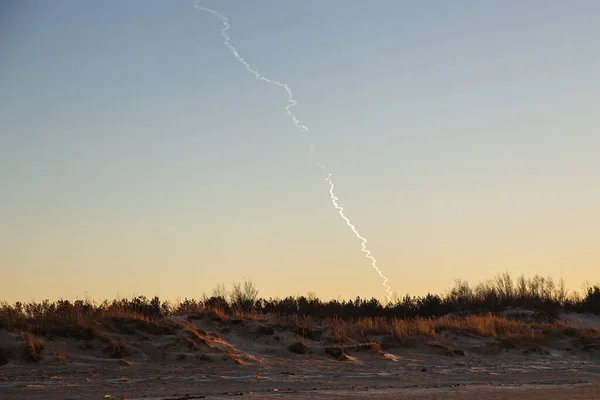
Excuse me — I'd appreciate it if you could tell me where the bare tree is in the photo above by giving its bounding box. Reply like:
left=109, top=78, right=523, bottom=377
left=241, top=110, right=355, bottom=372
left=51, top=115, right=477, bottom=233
left=230, top=279, right=259, bottom=311
left=554, top=278, right=568, bottom=305
left=212, top=283, right=228, bottom=299
left=243, top=279, right=259, bottom=303
left=494, top=272, right=514, bottom=300
left=517, top=275, right=527, bottom=299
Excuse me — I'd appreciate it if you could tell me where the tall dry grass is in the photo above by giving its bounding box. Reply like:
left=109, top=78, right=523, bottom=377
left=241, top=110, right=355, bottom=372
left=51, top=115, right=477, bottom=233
left=324, top=313, right=600, bottom=345
left=434, top=313, right=541, bottom=338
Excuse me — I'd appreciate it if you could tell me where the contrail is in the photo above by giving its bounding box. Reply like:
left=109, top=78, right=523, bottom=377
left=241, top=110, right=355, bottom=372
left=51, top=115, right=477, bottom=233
left=193, top=1, right=393, bottom=301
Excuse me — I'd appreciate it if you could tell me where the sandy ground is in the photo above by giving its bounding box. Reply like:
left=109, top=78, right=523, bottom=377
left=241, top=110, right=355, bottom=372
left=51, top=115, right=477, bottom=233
left=1, top=313, right=599, bottom=399
left=2, top=355, right=599, bottom=399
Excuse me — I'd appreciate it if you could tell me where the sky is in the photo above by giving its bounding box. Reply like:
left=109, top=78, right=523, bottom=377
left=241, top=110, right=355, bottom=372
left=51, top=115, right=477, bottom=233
left=1, top=0, right=599, bottom=304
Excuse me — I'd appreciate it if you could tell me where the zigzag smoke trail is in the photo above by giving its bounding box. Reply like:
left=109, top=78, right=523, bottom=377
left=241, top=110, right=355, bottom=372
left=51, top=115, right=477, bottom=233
left=194, top=1, right=393, bottom=301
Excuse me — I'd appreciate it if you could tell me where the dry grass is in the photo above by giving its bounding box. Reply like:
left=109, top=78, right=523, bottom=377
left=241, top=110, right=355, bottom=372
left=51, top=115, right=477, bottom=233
left=108, top=316, right=178, bottom=336
left=568, top=326, right=600, bottom=350
left=208, top=306, right=227, bottom=321
left=435, top=313, right=538, bottom=338
left=325, top=317, right=436, bottom=344
left=50, top=341, right=67, bottom=361
left=225, top=345, right=243, bottom=364
left=323, top=313, right=600, bottom=349
left=104, top=339, right=129, bottom=358
left=186, top=324, right=207, bottom=339
left=1, top=302, right=182, bottom=346
left=184, top=323, right=213, bottom=348
left=369, top=341, right=383, bottom=353
left=572, top=327, right=600, bottom=340
left=24, top=333, right=44, bottom=362
left=325, top=346, right=347, bottom=360
left=183, top=336, right=197, bottom=351
left=4, top=303, right=600, bottom=361
left=391, top=318, right=437, bottom=343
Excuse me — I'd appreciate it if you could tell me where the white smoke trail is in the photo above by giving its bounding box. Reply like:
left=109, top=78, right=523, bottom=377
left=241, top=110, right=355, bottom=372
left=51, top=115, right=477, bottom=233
left=194, top=1, right=393, bottom=301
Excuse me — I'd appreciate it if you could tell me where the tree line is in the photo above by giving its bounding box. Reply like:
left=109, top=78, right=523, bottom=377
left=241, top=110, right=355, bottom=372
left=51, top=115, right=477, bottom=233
left=2, top=274, right=599, bottom=325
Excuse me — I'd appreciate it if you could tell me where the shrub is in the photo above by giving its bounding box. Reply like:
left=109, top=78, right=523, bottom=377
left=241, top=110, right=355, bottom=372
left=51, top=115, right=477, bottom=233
left=25, top=333, right=44, bottom=362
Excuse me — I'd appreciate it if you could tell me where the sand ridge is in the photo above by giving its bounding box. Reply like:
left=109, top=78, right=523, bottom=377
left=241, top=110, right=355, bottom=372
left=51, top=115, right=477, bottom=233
left=1, top=312, right=599, bottom=399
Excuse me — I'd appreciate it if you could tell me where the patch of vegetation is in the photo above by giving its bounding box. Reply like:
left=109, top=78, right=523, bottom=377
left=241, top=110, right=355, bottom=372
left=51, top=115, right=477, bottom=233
left=2, top=275, right=600, bottom=351
left=325, top=346, right=347, bottom=361
left=185, top=324, right=213, bottom=347
left=24, top=333, right=44, bottom=362
left=50, top=341, right=67, bottom=361
left=321, top=313, right=600, bottom=351
left=225, top=345, right=243, bottom=364
left=104, top=340, right=129, bottom=358
left=183, top=336, right=197, bottom=351
left=369, top=341, right=383, bottom=354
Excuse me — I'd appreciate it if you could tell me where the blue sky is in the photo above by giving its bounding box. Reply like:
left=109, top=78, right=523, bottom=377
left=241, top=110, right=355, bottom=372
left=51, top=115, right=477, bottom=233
left=1, top=0, right=599, bottom=303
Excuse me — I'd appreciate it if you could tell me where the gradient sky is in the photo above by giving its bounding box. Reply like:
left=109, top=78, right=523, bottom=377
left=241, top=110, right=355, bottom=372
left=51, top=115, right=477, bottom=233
left=2, top=0, right=599, bottom=304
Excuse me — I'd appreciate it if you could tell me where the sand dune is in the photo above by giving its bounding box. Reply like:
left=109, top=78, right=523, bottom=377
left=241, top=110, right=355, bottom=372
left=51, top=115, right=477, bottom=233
left=1, top=312, right=599, bottom=399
